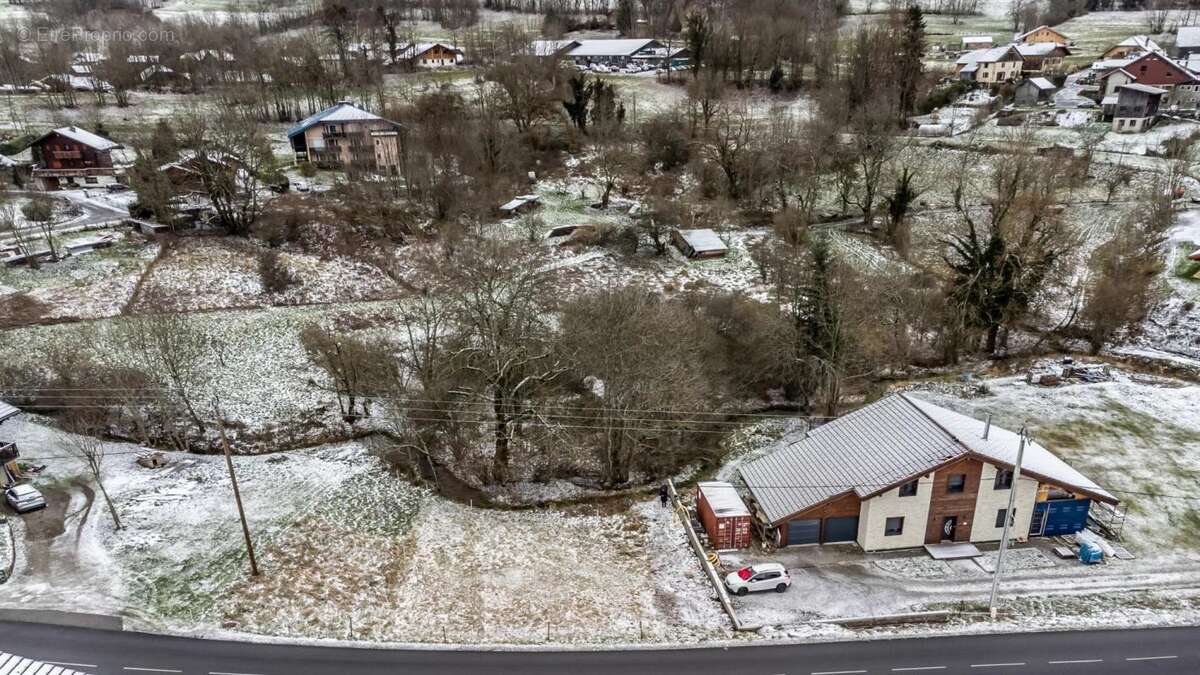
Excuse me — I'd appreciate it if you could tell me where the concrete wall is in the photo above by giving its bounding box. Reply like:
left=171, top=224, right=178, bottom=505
left=970, top=463, right=1039, bottom=543
left=857, top=475, right=934, bottom=552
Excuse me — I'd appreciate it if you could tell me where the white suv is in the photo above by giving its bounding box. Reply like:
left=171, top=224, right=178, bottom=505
left=724, top=562, right=791, bottom=596
left=5, top=484, right=46, bottom=513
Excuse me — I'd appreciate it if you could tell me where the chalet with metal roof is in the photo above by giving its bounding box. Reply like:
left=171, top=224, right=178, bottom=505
left=1111, top=83, right=1166, bottom=133
left=739, top=393, right=1115, bottom=551
left=29, top=126, right=124, bottom=190
left=1103, top=35, right=1163, bottom=60
left=1015, top=42, right=1071, bottom=73
left=955, top=45, right=1022, bottom=84
left=287, top=101, right=402, bottom=174
left=396, top=42, right=463, bottom=68
left=1013, top=25, right=1071, bottom=46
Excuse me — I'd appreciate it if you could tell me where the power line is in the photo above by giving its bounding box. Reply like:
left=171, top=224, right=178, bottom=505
left=0, top=387, right=820, bottom=420
left=11, top=445, right=1200, bottom=501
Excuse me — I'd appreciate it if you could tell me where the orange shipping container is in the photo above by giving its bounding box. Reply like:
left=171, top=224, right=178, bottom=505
left=696, top=481, right=752, bottom=550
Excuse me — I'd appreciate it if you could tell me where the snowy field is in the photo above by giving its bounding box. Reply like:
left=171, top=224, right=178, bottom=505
left=0, top=417, right=727, bottom=644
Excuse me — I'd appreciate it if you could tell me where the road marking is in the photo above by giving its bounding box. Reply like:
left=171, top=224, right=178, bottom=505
left=210, top=672, right=268, bottom=675
left=45, top=663, right=98, bottom=669
left=1126, top=656, right=1177, bottom=661
left=1047, top=660, right=1103, bottom=665
left=892, top=668, right=947, bottom=672
left=123, top=668, right=183, bottom=673
left=970, top=664, right=1025, bottom=669
left=812, top=671, right=868, bottom=675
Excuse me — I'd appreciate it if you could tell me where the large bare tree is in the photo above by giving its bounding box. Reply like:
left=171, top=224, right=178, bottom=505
left=445, top=241, right=562, bottom=483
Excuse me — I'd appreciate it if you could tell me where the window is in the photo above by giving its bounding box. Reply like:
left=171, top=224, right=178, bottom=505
left=947, top=474, right=966, bottom=493
left=898, top=480, right=919, bottom=497
left=995, top=508, right=1016, bottom=528
left=885, top=517, right=904, bottom=536
left=994, top=469, right=1014, bottom=490
left=84, top=177, right=98, bottom=184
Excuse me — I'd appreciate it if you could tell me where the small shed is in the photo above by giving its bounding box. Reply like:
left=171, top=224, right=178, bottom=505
left=671, top=228, right=728, bottom=258
left=1014, top=77, right=1057, bottom=106
left=0, top=400, right=21, bottom=425
left=499, top=194, right=541, bottom=216
left=962, top=36, right=993, bottom=49
left=917, top=123, right=951, bottom=137
left=696, top=481, right=752, bottom=550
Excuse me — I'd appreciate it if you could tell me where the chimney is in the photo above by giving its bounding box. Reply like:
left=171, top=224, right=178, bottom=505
left=983, top=413, right=993, bottom=440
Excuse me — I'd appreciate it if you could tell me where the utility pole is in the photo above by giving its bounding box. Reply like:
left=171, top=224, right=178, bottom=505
left=989, top=426, right=1026, bottom=619
left=215, top=405, right=260, bottom=577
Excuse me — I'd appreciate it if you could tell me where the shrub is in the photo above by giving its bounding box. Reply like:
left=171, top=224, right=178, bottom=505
left=258, top=249, right=299, bottom=295
left=640, top=112, right=690, bottom=171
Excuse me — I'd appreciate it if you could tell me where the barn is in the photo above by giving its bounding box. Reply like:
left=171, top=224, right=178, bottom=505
left=696, top=481, right=751, bottom=550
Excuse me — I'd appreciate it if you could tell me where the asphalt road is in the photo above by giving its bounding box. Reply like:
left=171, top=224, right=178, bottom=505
left=0, top=620, right=1197, bottom=675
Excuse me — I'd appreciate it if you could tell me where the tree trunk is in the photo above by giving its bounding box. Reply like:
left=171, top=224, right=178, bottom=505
left=491, top=388, right=509, bottom=483
left=95, top=476, right=122, bottom=530
left=985, top=323, right=1000, bottom=354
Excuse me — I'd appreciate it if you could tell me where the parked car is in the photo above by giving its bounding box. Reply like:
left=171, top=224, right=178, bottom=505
left=724, top=562, right=791, bottom=596
left=5, top=484, right=46, bottom=513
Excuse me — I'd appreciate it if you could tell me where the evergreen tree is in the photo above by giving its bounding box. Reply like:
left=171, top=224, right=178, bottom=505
left=614, top=0, right=636, bottom=35
left=895, top=4, right=926, bottom=121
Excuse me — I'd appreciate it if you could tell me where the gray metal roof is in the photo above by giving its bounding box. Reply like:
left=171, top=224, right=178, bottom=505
left=739, top=393, right=1116, bottom=524
left=739, top=394, right=962, bottom=523
left=1178, top=26, right=1200, bottom=49
left=0, top=400, right=19, bottom=424
left=677, top=228, right=728, bottom=254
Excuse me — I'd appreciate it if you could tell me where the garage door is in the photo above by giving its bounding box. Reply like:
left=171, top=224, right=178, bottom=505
left=786, top=519, right=820, bottom=546
left=822, top=516, right=859, bottom=543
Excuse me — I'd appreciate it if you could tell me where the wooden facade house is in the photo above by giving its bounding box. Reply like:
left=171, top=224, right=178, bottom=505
left=29, top=126, right=123, bottom=190
left=397, top=42, right=464, bottom=68
left=1016, top=43, right=1071, bottom=73
left=1111, top=83, right=1165, bottom=133
left=1014, top=25, right=1071, bottom=46
left=1102, top=36, right=1162, bottom=61
left=739, top=394, right=1116, bottom=551
left=287, top=101, right=402, bottom=174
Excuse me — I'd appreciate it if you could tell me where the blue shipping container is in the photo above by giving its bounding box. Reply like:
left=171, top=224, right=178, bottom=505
left=1030, top=498, right=1092, bottom=536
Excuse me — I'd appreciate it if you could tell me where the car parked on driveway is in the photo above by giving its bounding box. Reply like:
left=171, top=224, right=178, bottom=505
left=724, top=562, right=791, bottom=596
left=5, top=484, right=46, bottom=513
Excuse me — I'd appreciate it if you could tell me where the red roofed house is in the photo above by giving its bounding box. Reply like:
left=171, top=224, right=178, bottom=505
left=1100, top=51, right=1200, bottom=108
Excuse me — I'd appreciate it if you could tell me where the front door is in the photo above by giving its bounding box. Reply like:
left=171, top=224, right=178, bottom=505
left=941, top=516, right=958, bottom=542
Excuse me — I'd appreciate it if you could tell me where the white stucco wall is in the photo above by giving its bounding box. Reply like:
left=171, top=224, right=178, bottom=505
left=857, top=475, right=934, bottom=551
left=970, top=463, right=1039, bottom=543
left=1104, top=71, right=1133, bottom=96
